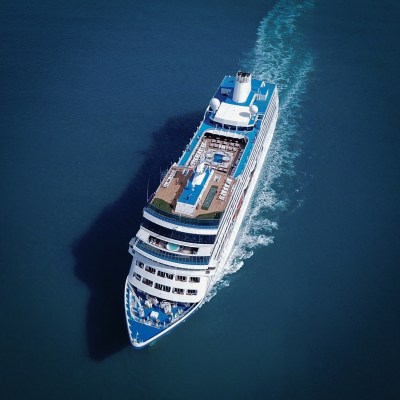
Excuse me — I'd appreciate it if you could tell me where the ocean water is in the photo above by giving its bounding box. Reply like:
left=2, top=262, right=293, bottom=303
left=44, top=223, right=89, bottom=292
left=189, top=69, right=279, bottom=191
left=1, top=1, right=399, bottom=399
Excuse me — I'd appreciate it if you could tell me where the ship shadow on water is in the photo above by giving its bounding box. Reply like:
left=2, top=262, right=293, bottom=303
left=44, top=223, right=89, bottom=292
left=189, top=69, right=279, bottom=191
left=72, top=111, right=203, bottom=361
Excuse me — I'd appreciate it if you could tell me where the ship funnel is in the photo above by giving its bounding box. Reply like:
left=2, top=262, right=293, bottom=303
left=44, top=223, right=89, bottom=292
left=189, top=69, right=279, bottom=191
left=233, top=71, right=251, bottom=103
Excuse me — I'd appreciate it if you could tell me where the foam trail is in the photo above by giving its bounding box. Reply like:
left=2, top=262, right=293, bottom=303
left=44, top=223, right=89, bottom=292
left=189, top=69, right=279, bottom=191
left=205, top=0, right=315, bottom=302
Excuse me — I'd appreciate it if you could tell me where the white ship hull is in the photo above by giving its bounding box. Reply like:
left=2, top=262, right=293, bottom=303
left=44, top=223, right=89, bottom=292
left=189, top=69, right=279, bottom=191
left=208, top=105, right=279, bottom=290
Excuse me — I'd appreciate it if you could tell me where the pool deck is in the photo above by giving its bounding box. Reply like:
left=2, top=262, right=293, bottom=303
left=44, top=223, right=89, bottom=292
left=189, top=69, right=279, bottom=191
left=149, top=75, right=275, bottom=220
left=152, top=133, right=243, bottom=218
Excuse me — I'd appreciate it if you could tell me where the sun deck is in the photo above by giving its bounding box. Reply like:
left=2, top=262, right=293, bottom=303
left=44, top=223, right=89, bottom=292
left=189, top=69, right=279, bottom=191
left=151, top=133, right=246, bottom=219
left=148, top=74, right=275, bottom=222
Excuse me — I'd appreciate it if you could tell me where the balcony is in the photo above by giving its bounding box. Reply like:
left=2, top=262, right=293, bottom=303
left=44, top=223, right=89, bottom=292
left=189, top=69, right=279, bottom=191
left=134, top=239, right=210, bottom=266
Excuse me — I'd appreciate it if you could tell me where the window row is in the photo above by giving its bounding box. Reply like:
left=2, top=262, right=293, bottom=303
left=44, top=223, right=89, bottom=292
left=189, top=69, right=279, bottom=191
left=135, top=260, right=201, bottom=283
left=209, top=117, right=253, bottom=131
left=134, top=273, right=197, bottom=296
left=142, top=218, right=216, bottom=244
left=136, top=239, right=210, bottom=265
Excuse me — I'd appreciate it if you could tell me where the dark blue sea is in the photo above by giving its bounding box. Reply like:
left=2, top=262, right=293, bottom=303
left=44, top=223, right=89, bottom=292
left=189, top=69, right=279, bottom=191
left=1, top=1, right=399, bottom=399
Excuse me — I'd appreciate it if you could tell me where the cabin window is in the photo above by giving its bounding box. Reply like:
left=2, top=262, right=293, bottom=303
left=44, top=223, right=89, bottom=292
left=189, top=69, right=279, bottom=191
left=134, top=273, right=141, bottom=281
left=155, top=283, right=171, bottom=292
left=136, top=260, right=144, bottom=269
left=176, top=275, right=187, bottom=282
left=157, top=271, right=174, bottom=280
left=145, top=266, right=156, bottom=274
left=173, top=288, right=184, bottom=295
left=189, top=277, right=200, bottom=283
left=187, top=289, right=197, bottom=295
left=142, top=278, right=153, bottom=287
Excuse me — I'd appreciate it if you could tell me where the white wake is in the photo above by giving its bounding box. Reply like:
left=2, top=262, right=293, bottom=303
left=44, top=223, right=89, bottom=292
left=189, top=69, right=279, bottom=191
left=204, top=0, right=315, bottom=302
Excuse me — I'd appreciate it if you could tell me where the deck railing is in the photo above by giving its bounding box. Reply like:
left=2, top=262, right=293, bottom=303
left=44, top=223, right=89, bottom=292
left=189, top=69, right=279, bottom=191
left=141, top=219, right=216, bottom=244
left=144, top=204, right=222, bottom=228
left=135, top=239, right=210, bottom=265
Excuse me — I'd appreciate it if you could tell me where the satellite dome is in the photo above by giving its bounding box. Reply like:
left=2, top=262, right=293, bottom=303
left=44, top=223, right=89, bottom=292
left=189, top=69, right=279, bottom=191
left=209, top=98, right=220, bottom=111
left=250, top=104, right=259, bottom=115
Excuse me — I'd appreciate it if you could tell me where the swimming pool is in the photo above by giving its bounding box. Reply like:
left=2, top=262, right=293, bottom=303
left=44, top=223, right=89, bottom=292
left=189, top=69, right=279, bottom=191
left=213, top=153, right=223, bottom=163
left=166, top=243, right=180, bottom=252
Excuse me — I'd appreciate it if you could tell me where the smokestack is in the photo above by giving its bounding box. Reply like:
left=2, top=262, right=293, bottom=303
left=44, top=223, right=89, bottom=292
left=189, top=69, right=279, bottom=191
left=233, top=71, right=251, bottom=103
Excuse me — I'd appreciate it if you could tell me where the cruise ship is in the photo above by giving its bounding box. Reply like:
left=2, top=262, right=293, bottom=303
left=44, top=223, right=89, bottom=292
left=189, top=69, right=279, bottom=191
left=125, top=72, right=279, bottom=348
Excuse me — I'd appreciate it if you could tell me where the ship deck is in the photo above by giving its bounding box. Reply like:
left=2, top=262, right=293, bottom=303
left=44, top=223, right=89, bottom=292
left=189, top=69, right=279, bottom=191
left=148, top=77, right=276, bottom=222
left=125, top=282, right=195, bottom=346
left=151, top=133, right=246, bottom=218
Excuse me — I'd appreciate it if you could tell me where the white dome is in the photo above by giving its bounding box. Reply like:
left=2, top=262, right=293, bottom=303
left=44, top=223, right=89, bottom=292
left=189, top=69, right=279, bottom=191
left=209, top=98, right=220, bottom=111
left=250, top=104, right=259, bottom=115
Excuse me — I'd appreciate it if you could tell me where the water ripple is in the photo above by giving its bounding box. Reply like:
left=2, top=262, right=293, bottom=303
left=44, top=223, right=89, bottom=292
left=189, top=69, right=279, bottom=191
left=205, top=0, right=315, bottom=301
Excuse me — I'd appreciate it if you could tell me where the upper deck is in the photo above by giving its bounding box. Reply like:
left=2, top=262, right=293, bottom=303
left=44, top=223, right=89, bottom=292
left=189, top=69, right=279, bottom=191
left=149, top=72, right=276, bottom=222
